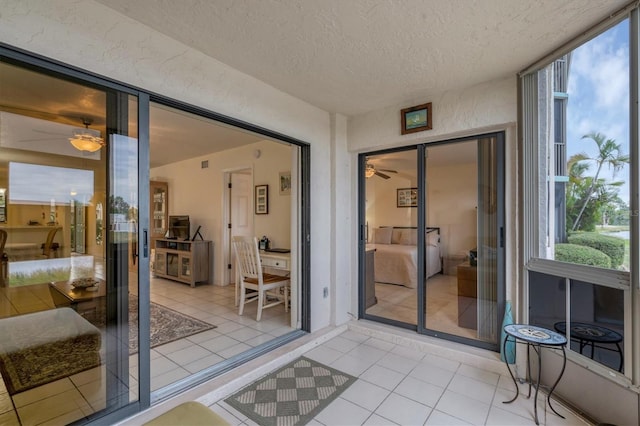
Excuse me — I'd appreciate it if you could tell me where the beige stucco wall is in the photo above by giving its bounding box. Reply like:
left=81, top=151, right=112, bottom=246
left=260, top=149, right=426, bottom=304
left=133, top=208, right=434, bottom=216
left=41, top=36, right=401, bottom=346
left=347, top=76, right=518, bottom=317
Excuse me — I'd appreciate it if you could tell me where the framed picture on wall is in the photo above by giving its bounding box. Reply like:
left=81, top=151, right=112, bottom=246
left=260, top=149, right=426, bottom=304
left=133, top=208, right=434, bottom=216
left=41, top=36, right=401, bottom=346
left=397, top=187, right=417, bottom=207
left=279, top=171, right=291, bottom=195
left=255, top=185, right=269, bottom=214
left=401, top=102, right=432, bottom=135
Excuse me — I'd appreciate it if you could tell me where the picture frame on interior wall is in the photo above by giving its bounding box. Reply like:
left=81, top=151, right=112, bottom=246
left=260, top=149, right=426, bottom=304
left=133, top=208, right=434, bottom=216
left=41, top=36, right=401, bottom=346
left=397, top=188, right=417, bottom=208
left=401, top=102, right=432, bottom=135
left=279, top=171, right=291, bottom=195
left=255, top=185, right=269, bottom=214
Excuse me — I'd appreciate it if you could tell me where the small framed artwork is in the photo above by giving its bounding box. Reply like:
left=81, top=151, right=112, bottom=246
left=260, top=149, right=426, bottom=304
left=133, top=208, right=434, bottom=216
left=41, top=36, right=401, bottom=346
left=401, top=102, right=432, bottom=135
left=397, top=187, right=417, bottom=208
left=255, top=185, right=269, bottom=214
left=279, top=171, right=291, bottom=195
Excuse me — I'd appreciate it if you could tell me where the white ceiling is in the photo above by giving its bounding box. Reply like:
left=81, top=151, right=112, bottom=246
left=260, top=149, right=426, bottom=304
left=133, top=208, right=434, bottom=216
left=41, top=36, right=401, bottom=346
left=97, top=0, right=628, bottom=116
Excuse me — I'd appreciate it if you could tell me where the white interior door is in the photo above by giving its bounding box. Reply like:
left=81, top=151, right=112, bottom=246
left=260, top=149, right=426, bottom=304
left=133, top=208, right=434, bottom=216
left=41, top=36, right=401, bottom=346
left=229, top=170, right=253, bottom=282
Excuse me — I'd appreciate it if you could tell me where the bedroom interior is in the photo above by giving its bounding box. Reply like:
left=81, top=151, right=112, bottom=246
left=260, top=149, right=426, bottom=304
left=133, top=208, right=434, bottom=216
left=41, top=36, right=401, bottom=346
left=0, top=60, right=299, bottom=424
left=363, top=140, right=494, bottom=341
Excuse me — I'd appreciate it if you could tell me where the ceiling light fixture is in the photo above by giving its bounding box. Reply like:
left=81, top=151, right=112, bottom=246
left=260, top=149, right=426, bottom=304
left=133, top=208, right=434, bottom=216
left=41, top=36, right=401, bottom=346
left=365, top=163, right=376, bottom=178
left=69, top=119, right=104, bottom=152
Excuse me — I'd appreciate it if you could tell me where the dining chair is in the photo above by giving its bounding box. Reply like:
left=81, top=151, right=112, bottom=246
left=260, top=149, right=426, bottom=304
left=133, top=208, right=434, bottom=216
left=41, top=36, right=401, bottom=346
left=41, top=227, right=59, bottom=258
left=232, top=236, right=289, bottom=321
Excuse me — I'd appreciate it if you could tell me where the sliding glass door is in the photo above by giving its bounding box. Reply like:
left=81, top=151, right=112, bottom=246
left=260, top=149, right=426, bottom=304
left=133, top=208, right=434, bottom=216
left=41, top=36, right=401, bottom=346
left=422, top=136, right=504, bottom=349
left=0, top=55, right=146, bottom=423
left=360, top=133, right=504, bottom=350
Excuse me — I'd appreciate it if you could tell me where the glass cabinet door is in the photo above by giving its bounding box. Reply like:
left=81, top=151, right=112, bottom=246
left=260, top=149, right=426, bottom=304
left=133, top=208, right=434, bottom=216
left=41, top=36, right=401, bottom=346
left=180, top=256, right=191, bottom=278
left=154, top=251, right=166, bottom=275
left=150, top=181, right=168, bottom=248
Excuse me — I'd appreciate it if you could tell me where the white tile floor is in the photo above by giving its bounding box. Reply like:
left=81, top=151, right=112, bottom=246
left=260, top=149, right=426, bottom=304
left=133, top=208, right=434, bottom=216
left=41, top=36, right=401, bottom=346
left=143, top=277, right=293, bottom=391
left=205, top=328, right=592, bottom=426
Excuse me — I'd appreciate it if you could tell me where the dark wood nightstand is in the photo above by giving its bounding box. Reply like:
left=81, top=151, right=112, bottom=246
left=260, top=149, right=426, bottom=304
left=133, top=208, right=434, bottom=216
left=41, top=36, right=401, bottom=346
left=457, top=262, right=477, bottom=329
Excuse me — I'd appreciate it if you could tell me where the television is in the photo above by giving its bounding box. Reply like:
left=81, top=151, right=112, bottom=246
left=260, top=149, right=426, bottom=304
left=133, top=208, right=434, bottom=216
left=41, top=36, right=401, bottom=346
left=169, top=215, right=190, bottom=240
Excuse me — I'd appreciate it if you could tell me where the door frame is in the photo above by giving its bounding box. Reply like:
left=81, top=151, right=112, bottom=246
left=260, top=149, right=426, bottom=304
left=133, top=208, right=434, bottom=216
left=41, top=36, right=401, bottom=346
left=222, top=166, right=254, bottom=287
left=358, top=131, right=506, bottom=352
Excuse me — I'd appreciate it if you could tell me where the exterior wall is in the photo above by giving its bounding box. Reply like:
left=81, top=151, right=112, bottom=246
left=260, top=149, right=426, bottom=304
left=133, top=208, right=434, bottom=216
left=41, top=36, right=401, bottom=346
left=0, top=0, right=335, bottom=331
left=331, top=113, right=352, bottom=325
left=348, top=77, right=516, bottom=152
left=347, top=76, right=518, bottom=321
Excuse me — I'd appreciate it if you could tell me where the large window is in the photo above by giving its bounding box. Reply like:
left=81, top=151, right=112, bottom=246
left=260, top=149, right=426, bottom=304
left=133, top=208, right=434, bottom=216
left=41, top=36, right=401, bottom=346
left=523, top=18, right=632, bottom=375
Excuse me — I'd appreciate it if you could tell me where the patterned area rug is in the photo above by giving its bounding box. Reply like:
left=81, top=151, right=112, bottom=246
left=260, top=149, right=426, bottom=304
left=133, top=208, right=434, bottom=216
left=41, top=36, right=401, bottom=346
left=225, top=357, right=356, bottom=426
left=91, top=294, right=216, bottom=353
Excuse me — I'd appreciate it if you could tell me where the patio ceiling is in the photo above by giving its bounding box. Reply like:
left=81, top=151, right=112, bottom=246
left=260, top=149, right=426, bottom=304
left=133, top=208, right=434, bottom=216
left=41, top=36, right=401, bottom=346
left=96, top=0, right=629, bottom=116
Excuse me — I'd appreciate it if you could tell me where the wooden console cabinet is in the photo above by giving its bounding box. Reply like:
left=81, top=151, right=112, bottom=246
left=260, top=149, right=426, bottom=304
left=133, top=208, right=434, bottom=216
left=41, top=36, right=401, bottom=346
left=457, top=262, right=477, bottom=329
left=153, top=239, right=211, bottom=287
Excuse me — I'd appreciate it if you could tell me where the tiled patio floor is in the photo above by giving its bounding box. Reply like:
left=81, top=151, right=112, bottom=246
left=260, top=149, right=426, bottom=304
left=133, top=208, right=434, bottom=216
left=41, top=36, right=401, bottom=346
left=200, top=326, right=592, bottom=426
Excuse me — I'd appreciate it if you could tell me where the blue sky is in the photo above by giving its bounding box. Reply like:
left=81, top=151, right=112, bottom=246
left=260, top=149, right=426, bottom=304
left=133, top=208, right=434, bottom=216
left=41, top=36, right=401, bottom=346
left=566, top=18, right=629, bottom=203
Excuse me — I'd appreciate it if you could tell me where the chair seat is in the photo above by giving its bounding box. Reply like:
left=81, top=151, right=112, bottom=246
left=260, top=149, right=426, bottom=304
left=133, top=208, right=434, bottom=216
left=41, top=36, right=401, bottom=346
left=244, top=273, right=288, bottom=285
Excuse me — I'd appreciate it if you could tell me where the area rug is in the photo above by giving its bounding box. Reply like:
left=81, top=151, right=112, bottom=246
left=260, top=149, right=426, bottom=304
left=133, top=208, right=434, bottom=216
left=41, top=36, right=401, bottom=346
left=91, top=294, right=216, bottom=353
left=225, top=357, right=356, bottom=426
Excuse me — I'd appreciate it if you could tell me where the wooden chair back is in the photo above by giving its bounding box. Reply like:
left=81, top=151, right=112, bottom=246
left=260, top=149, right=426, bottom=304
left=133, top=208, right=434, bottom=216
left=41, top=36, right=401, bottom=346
left=42, top=227, right=58, bottom=258
left=232, top=236, right=263, bottom=283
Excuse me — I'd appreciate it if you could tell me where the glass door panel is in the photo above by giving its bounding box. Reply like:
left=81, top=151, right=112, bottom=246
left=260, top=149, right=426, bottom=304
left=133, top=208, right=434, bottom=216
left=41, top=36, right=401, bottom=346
left=0, top=59, right=141, bottom=423
left=423, top=137, right=502, bottom=347
left=363, top=149, right=418, bottom=326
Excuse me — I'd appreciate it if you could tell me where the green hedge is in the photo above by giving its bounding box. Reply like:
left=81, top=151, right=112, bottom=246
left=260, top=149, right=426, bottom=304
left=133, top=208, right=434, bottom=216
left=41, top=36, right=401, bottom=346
left=567, top=233, right=625, bottom=268
left=555, top=243, right=612, bottom=268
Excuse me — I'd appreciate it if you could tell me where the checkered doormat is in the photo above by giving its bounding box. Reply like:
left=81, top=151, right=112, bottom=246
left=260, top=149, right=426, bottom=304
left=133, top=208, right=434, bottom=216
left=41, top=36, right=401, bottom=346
left=225, top=357, right=356, bottom=426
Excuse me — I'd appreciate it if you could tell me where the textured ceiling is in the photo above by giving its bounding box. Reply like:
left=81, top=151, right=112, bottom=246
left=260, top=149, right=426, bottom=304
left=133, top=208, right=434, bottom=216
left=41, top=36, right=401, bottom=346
left=96, top=0, right=628, bottom=116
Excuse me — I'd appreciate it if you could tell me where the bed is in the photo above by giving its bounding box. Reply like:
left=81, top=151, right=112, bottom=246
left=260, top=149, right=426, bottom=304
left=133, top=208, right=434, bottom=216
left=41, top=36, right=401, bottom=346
left=366, top=226, right=442, bottom=289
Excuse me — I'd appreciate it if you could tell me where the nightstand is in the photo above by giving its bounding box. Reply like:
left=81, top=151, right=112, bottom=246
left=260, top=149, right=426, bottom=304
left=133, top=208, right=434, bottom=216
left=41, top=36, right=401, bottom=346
left=457, top=262, right=477, bottom=329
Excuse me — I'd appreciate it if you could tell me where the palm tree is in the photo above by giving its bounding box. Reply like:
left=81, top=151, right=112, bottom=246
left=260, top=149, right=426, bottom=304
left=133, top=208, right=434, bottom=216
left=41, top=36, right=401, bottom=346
left=571, top=132, right=629, bottom=231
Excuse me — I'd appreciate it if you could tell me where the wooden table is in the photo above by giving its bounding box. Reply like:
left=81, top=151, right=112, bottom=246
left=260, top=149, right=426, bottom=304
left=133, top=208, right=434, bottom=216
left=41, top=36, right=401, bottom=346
left=48, top=279, right=106, bottom=315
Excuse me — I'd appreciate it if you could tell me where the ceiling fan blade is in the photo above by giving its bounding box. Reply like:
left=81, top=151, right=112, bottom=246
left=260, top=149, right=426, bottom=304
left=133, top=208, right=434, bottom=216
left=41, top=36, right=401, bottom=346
left=378, top=168, right=397, bottom=173
left=375, top=171, right=391, bottom=179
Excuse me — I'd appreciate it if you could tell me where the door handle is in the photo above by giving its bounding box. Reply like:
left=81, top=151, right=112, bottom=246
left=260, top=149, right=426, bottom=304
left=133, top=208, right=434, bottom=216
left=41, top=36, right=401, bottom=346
left=143, top=229, right=148, bottom=258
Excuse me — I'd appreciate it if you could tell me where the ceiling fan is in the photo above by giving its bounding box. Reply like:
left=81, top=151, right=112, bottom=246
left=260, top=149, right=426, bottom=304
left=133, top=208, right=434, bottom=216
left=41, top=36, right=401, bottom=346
left=365, top=162, right=398, bottom=179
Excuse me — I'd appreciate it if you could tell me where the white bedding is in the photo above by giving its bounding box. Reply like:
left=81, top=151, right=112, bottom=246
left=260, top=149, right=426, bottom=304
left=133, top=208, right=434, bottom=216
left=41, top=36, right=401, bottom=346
left=366, top=238, right=441, bottom=289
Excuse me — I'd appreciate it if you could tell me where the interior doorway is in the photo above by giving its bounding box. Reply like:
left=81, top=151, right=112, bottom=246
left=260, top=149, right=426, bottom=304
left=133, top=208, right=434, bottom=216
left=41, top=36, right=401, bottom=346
left=225, top=168, right=253, bottom=285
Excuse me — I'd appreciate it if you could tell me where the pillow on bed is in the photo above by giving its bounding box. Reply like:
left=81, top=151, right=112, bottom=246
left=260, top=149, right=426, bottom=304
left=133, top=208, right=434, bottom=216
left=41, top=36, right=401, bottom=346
left=373, top=227, right=392, bottom=244
left=391, top=228, right=404, bottom=244
left=399, top=229, right=417, bottom=245
left=427, top=232, right=440, bottom=246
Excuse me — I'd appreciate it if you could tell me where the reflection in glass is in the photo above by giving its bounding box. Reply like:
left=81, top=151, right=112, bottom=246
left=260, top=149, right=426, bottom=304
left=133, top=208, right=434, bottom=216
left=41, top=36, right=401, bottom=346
left=0, top=60, right=139, bottom=423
